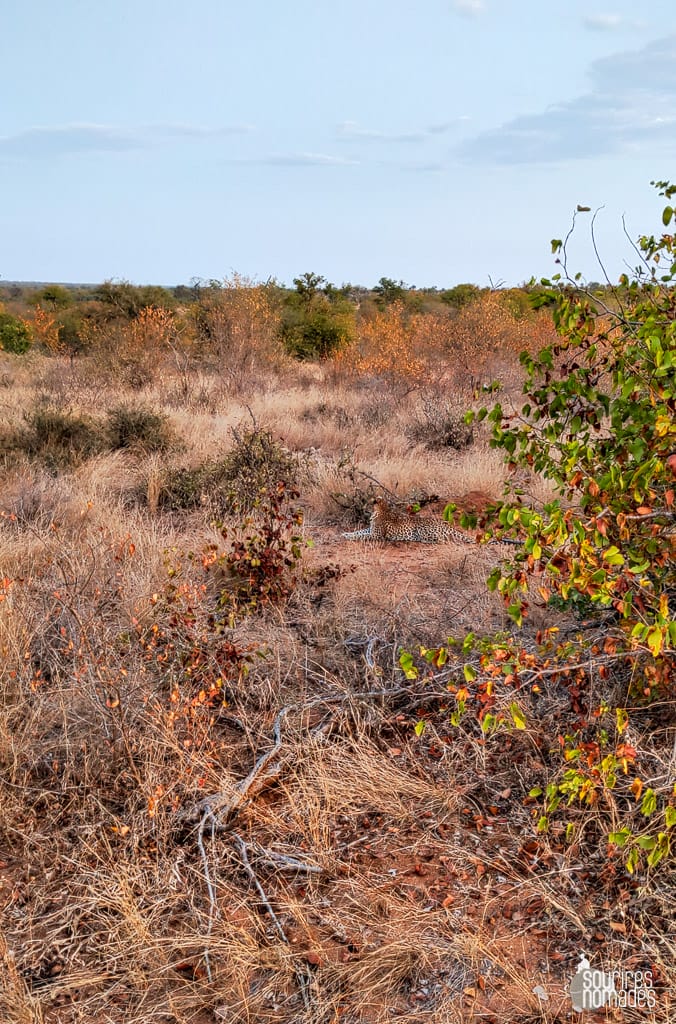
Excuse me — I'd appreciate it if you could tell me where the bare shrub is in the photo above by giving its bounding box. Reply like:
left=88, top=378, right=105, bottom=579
left=191, top=274, right=282, bottom=390
left=406, top=397, right=475, bottom=451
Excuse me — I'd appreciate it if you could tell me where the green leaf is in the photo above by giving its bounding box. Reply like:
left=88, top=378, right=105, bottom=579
left=602, top=546, right=625, bottom=567
left=665, top=806, right=676, bottom=829
left=662, top=205, right=674, bottom=226
left=481, top=712, right=496, bottom=734
left=528, top=786, right=543, bottom=798
left=647, top=844, right=666, bottom=869
left=507, top=603, right=523, bottom=627
left=509, top=702, right=527, bottom=730
left=463, top=663, right=477, bottom=683
left=641, top=788, right=658, bottom=817
left=646, top=627, right=663, bottom=657
left=399, top=651, right=418, bottom=680
left=608, top=829, right=631, bottom=847
left=625, top=847, right=640, bottom=874
left=414, top=720, right=426, bottom=737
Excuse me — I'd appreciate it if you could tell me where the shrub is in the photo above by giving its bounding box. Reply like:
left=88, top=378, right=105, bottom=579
left=211, top=482, right=305, bottom=616
left=280, top=274, right=356, bottom=360
left=213, top=425, right=298, bottom=513
left=189, top=274, right=281, bottom=386
left=0, top=311, right=31, bottom=354
left=156, top=464, right=211, bottom=512
left=281, top=304, right=355, bottom=360
left=439, top=283, right=484, bottom=310
left=57, top=309, right=89, bottom=359
left=406, top=399, right=474, bottom=450
left=404, top=179, right=676, bottom=879
left=16, top=406, right=105, bottom=464
left=29, top=284, right=73, bottom=310
left=156, top=426, right=298, bottom=516
left=106, top=404, right=174, bottom=452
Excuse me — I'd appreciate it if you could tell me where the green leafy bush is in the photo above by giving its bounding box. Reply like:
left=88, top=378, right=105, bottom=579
left=404, top=180, right=676, bottom=878
left=280, top=273, right=355, bottom=359
left=213, top=425, right=298, bottom=513
left=0, top=312, right=31, bottom=354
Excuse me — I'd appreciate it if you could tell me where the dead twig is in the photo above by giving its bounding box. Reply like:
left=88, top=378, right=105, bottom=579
left=233, top=833, right=313, bottom=1011
left=197, top=805, right=219, bottom=982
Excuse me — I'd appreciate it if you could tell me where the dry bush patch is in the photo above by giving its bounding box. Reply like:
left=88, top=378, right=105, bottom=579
left=0, top=346, right=673, bottom=1024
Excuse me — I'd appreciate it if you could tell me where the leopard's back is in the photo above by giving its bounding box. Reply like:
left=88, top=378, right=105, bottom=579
left=370, top=498, right=475, bottom=544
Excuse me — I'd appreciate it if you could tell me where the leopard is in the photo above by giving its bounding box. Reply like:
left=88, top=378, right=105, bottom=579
left=343, top=497, right=494, bottom=545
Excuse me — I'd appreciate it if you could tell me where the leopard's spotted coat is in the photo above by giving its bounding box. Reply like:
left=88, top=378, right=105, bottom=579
left=343, top=497, right=489, bottom=545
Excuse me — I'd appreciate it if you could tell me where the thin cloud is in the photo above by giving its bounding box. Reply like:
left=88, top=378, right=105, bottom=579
left=0, top=124, right=138, bottom=158
left=458, top=34, right=676, bottom=164
left=338, top=120, right=462, bottom=143
left=583, top=14, right=623, bottom=31
left=582, top=13, right=644, bottom=32
left=0, top=122, right=251, bottom=159
left=234, top=152, right=360, bottom=167
left=338, top=121, right=428, bottom=143
left=397, top=160, right=446, bottom=173
left=452, top=0, right=485, bottom=16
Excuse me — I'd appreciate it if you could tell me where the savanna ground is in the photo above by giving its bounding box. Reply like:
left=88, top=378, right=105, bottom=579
left=0, top=282, right=673, bottom=1023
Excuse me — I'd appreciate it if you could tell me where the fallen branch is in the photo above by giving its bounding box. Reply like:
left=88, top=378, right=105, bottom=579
left=182, top=685, right=445, bottom=826
left=233, top=833, right=312, bottom=1011
left=197, top=805, right=218, bottom=982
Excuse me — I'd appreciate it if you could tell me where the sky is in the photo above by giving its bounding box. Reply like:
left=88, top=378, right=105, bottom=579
left=2, top=1, right=676, bottom=288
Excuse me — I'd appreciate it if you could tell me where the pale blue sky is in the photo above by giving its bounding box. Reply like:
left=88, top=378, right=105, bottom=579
left=2, top=1, right=676, bottom=287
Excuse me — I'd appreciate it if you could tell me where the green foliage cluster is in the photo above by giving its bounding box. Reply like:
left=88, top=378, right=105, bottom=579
left=404, top=180, right=676, bottom=877
left=5, top=402, right=173, bottom=466
left=16, top=406, right=105, bottom=465
left=439, top=283, right=484, bottom=310
left=29, top=284, right=73, bottom=310
left=217, top=425, right=298, bottom=512
left=0, top=311, right=31, bottom=354
left=483, top=186, right=675, bottom=660
left=280, top=273, right=356, bottom=359
left=94, top=279, right=176, bottom=319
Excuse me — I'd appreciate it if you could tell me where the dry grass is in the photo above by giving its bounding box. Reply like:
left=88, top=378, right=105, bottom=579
left=0, top=349, right=673, bottom=1024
